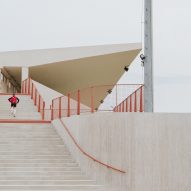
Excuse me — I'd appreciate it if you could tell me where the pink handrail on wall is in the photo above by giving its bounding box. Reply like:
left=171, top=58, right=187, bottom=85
left=59, top=118, right=126, bottom=173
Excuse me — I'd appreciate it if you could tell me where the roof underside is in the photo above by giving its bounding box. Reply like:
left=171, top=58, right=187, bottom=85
left=3, top=43, right=141, bottom=108
left=30, top=50, right=141, bottom=108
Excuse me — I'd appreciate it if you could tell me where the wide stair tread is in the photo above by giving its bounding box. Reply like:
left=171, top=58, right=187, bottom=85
left=0, top=123, right=104, bottom=190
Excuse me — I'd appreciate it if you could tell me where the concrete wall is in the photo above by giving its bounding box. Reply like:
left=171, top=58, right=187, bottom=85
left=52, top=112, right=191, bottom=191
left=32, top=80, right=62, bottom=109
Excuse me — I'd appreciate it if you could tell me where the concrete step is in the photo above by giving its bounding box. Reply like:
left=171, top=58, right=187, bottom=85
left=0, top=104, right=103, bottom=190
left=0, top=138, right=62, bottom=141
left=0, top=167, right=81, bottom=171
left=0, top=140, right=64, bottom=145
left=0, top=145, right=67, bottom=149
left=0, top=124, right=51, bottom=127
left=0, top=152, right=71, bottom=155
left=0, top=155, right=73, bottom=160
left=0, top=151, right=70, bottom=155
left=0, top=171, right=85, bottom=176
left=0, top=163, right=79, bottom=168
left=0, top=185, right=103, bottom=190
left=0, top=159, right=75, bottom=163
left=0, top=148, right=70, bottom=155
left=0, top=135, right=62, bottom=138
left=1, top=188, right=104, bottom=191
left=0, top=180, right=97, bottom=185
left=0, top=176, right=89, bottom=180
left=0, top=116, right=42, bottom=118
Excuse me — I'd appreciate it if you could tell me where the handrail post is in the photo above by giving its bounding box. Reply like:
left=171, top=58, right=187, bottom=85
left=34, top=88, right=37, bottom=105
left=115, top=84, right=118, bottom=109
left=25, top=80, right=27, bottom=94
left=77, top=90, right=80, bottom=115
left=59, top=97, right=62, bottom=118
left=38, top=95, right=41, bottom=112
left=50, top=105, right=53, bottom=120
left=28, top=78, right=30, bottom=95
left=42, top=101, right=45, bottom=120
left=122, top=101, right=124, bottom=112
left=91, top=87, right=94, bottom=113
left=67, top=94, right=70, bottom=117
left=130, top=95, right=132, bottom=112
left=140, top=86, right=143, bottom=112
left=51, top=100, right=54, bottom=120
left=126, top=99, right=128, bottom=112
left=31, top=83, right=34, bottom=99
left=134, top=91, right=137, bottom=112
left=119, top=104, right=121, bottom=112
left=21, top=82, right=24, bottom=93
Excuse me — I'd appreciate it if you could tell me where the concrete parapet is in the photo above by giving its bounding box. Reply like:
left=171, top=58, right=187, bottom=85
left=53, top=112, right=191, bottom=191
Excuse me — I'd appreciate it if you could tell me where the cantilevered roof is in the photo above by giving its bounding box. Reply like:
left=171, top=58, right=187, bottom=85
left=29, top=43, right=141, bottom=108
left=0, top=43, right=141, bottom=67
left=3, top=43, right=141, bottom=108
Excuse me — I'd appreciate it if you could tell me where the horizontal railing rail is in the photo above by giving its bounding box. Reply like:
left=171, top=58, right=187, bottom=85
left=21, top=78, right=144, bottom=121
left=51, top=84, right=144, bottom=120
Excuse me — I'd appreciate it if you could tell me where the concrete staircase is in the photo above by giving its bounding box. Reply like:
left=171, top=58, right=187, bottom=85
left=0, top=94, right=105, bottom=190
left=0, top=95, right=41, bottom=120
left=0, top=123, right=104, bottom=190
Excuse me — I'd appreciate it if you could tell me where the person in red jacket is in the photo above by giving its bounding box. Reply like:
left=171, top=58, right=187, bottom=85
left=8, top=94, right=20, bottom=117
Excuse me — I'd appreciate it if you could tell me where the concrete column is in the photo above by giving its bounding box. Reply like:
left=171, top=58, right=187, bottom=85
left=21, top=67, right=29, bottom=83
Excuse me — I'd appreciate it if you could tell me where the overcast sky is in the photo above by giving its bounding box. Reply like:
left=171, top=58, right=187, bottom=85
left=0, top=0, right=190, bottom=112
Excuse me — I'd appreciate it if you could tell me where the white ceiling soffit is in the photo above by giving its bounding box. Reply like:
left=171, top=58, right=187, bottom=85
left=0, top=43, right=141, bottom=67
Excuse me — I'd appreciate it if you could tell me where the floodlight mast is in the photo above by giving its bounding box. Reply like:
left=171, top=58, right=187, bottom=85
left=144, top=0, right=153, bottom=112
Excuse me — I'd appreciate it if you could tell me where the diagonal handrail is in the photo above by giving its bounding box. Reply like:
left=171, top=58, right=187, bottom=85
left=22, top=78, right=45, bottom=120
left=59, top=118, right=126, bottom=174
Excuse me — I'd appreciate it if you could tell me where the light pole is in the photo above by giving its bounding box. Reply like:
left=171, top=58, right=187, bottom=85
left=144, top=0, right=153, bottom=112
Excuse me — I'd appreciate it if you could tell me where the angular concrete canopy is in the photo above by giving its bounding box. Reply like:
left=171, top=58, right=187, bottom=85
left=29, top=43, right=141, bottom=108
left=2, top=43, right=141, bottom=108
left=0, top=43, right=141, bottom=67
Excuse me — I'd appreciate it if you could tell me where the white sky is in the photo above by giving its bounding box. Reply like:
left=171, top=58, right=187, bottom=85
left=0, top=0, right=190, bottom=113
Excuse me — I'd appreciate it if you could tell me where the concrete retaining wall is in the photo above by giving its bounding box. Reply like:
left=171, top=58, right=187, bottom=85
left=52, top=112, right=191, bottom=191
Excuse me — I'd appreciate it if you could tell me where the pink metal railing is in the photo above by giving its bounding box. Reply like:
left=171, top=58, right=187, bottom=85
left=51, top=84, right=144, bottom=120
left=22, top=78, right=46, bottom=120
left=22, top=78, right=144, bottom=121
left=113, top=85, right=144, bottom=112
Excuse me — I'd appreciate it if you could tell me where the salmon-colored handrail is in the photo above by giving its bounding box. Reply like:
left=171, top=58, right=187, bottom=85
left=124, top=85, right=144, bottom=102
left=59, top=119, right=126, bottom=174
left=114, top=85, right=144, bottom=111
left=52, top=83, right=144, bottom=101
left=22, top=78, right=46, bottom=120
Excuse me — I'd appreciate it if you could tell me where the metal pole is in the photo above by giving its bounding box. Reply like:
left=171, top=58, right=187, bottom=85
left=144, top=0, right=154, bottom=112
